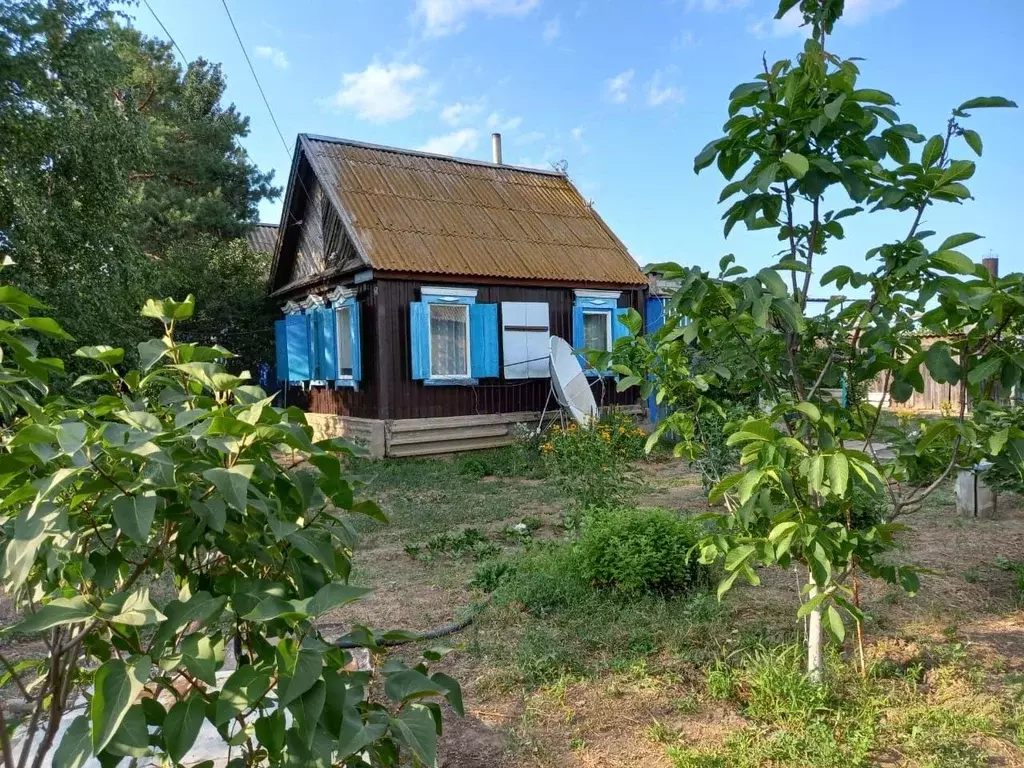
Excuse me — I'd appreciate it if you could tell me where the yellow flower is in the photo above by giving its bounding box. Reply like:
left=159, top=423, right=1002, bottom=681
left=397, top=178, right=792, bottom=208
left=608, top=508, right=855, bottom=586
left=540, top=443, right=553, bottom=452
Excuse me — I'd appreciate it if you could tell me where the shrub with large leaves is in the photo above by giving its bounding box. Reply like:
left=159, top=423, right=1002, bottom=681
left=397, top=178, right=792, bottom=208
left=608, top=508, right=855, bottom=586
left=0, top=278, right=460, bottom=767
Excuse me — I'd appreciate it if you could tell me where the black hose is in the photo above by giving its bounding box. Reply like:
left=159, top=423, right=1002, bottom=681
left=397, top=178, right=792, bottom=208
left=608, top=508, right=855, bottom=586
left=335, top=603, right=484, bottom=649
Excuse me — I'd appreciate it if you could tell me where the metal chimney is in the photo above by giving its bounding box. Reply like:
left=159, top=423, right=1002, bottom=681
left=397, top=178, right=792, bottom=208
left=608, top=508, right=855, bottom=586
left=491, top=133, right=503, bottom=165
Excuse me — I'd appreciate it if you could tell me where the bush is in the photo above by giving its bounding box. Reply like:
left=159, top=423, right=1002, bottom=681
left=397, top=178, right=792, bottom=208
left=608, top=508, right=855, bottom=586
left=491, top=543, right=591, bottom=615
left=539, top=411, right=646, bottom=509
left=578, top=507, right=710, bottom=595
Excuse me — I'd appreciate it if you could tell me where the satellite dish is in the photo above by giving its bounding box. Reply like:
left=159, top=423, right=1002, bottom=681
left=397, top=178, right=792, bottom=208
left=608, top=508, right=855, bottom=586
left=549, top=336, right=598, bottom=426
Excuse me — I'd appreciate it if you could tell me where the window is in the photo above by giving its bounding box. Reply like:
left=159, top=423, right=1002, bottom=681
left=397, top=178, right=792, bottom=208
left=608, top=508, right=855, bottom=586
left=336, top=305, right=354, bottom=378
left=501, top=302, right=550, bottom=379
left=429, top=303, right=471, bottom=378
left=572, top=290, right=627, bottom=376
left=410, top=288, right=499, bottom=383
left=583, top=311, right=611, bottom=352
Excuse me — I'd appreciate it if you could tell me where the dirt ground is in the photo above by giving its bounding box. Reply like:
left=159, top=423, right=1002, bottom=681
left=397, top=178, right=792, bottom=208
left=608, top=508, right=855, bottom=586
left=318, top=460, right=1024, bottom=768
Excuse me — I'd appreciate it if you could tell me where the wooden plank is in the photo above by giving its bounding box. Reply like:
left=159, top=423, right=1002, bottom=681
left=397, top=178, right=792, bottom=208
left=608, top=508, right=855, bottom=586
left=387, top=434, right=515, bottom=457
left=388, top=423, right=511, bottom=446
left=390, top=410, right=541, bottom=433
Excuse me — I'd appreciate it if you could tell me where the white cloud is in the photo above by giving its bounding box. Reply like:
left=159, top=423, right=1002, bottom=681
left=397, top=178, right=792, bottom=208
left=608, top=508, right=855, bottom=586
left=514, top=130, right=546, bottom=145
left=747, top=7, right=804, bottom=38
left=748, top=0, right=902, bottom=37
left=845, top=0, right=904, bottom=24
left=647, top=71, right=684, bottom=107
left=254, top=45, right=289, bottom=70
left=418, top=128, right=481, bottom=156
left=325, top=62, right=429, bottom=122
left=570, top=126, right=584, bottom=141
left=542, top=16, right=561, bottom=43
left=671, top=29, right=697, bottom=50
left=440, top=100, right=485, bottom=126
left=416, top=0, right=540, bottom=37
left=487, top=111, right=523, bottom=131
left=569, top=125, right=590, bottom=154
left=605, top=69, right=634, bottom=104
left=686, top=0, right=748, bottom=11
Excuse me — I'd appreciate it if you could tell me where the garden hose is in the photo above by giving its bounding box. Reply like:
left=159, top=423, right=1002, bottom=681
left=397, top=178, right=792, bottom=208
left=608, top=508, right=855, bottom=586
left=334, top=600, right=489, bottom=649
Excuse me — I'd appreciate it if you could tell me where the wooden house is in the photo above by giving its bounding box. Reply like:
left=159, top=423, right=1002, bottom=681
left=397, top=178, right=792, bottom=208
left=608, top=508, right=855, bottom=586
left=267, top=133, right=649, bottom=457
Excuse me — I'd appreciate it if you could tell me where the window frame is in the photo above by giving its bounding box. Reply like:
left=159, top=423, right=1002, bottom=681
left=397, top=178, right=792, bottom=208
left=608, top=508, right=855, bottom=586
left=582, top=309, right=612, bottom=354
left=334, top=303, right=355, bottom=381
left=427, top=300, right=473, bottom=381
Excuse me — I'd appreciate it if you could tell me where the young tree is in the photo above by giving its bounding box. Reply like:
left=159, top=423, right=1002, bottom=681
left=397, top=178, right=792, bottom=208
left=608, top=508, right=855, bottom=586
left=0, top=278, right=461, bottom=767
left=611, top=0, right=1021, bottom=680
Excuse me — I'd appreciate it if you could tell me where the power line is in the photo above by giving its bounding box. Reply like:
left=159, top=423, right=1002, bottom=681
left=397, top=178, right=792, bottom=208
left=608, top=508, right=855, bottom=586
left=218, top=0, right=292, bottom=158
left=141, top=0, right=188, bottom=62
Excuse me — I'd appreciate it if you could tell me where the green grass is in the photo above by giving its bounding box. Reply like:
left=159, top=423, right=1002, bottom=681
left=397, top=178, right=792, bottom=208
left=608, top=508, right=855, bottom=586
left=348, top=449, right=561, bottom=540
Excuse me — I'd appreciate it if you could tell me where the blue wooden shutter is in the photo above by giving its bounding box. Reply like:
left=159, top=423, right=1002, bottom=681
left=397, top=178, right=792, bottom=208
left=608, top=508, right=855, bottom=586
left=304, top=312, right=319, bottom=378
left=645, top=297, right=666, bottom=335
left=612, top=307, right=631, bottom=342
left=317, top=307, right=338, bottom=380
left=470, top=303, right=499, bottom=379
left=274, top=319, right=288, bottom=382
left=572, top=302, right=585, bottom=349
left=350, top=302, right=362, bottom=383
left=410, top=302, right=430, bottom=380
left=284, top=314, right=311, bottom=381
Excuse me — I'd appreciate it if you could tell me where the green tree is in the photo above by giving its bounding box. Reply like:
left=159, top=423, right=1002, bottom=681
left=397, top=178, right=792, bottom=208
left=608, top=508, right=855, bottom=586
left=611, top=0, right=1021, bottom=681
left=0, top=277, right=461, bottom=767
left=1, top=1, right=278, bottom=377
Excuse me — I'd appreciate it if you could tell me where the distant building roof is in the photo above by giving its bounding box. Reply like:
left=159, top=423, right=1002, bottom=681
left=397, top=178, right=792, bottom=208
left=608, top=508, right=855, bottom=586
left=275, top=135, right=646, bottom=287
left=247, top=223, right=278, bottom=255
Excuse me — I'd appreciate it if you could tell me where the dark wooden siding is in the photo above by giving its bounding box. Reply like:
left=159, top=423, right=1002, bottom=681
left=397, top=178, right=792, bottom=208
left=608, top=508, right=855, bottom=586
left=285, top=280, right=379, bottom=418
left=299, top=278, right=643, bottom=421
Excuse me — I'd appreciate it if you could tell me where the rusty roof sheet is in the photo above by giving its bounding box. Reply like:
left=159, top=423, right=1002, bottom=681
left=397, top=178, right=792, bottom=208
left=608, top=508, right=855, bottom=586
left=247, top=223, right=279, bottom=255
left=301, top=136, right=646, bottom=286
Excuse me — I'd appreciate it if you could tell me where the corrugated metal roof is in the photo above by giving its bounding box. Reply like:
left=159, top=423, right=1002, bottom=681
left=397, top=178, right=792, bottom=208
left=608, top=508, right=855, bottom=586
left=247, top=223, right=278, bottom=255
left=300, top=136, right=647, bottom=286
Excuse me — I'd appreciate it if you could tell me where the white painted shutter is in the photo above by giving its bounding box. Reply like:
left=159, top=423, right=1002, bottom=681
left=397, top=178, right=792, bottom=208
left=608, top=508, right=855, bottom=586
left=501, top=302, right=550, bottom=379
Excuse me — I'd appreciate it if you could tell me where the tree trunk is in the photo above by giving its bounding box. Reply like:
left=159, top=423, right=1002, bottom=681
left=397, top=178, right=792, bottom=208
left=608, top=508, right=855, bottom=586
left=806, top=577, right=824, bottom=683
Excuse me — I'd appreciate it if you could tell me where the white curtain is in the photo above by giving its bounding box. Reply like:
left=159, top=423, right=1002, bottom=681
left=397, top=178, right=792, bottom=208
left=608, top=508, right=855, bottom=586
left=336, top=306, right=353, bottom=376
left=430, top=304, right=469, bottom=376
left=583, top=312, right=609, bottom=351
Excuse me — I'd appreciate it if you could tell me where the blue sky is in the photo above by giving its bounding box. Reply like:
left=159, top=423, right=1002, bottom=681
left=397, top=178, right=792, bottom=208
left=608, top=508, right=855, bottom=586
left=133, top=0, right=1022, bottom=285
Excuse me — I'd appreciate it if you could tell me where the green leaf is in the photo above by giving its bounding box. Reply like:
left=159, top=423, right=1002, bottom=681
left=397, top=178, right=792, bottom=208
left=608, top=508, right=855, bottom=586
left=74, top=345, right=124, bottom=365
left=91, top=657, right=149, bottom=754
left=708, top=471, right=746, bottom=504
left=824, top=94, right=846, bottom=120
left=108, top=587, right=166, bottom=626
left=141, top=295, right=196, bottom=322
left=826, top=605, right=846, bottom=643
left=288, top=679, right=326, bottom=749
left=181, top=634, right=223, bottom=686
left=56, top=421, right=87, bottom=455
left=924, top=343, right=960, bottom=385
left=150, top=592, right=226, bottom=651
left=795, top=402, right=820, bottom=422
left=852, top=89, right=896, bottom=105
left=808, top=455, right=825, bottom=493
left=694, top=139, right=722, bottom=173
left=308, top=583, right=372, bottom=617
left=781, top=151, right=809, bottom=178
left=827, top=453, right=849, bottom=497
left=716, top=569, right=740, bottom=600
left=937, top=232, right=982, bottom=252
left=163, top=693, right=207, bottom=763
left=757, top=268, right=788, bottom=298
left=968, top=355, right=1004, bottom=385
left=202, top=465, right=253, bottom=511
left=385, top=668, right=449, bottom=703
left=921, top=134, right=944, bottom=167
left=276, top=640, right=323, bottom=707
left=931, top=250, right=975, bottom=276
left=212, top=666, right=271, bottom=725
left=957, top=96, right=1018, bottom=111
left=13, top=596, right=95, bottom=635
left=112, top=493, right=158, bottom=545
left=432, top=672, right=464, bottom=716
left=137, top=339, right=170, bottom=372
left=724, top=545, right=756, bottom=572
left=962, top=129, right=983, bottom=156
left=116, top=410, right=162, bottom=433
left=52, top=715, right=91, bottom=768
left=392, top=705, right=439, bottom=767
left=989, top=428, right=1009, bottom=456
left=915, top=421, right=955, bottom=456
left=243, top=596, right=309, bottom=623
